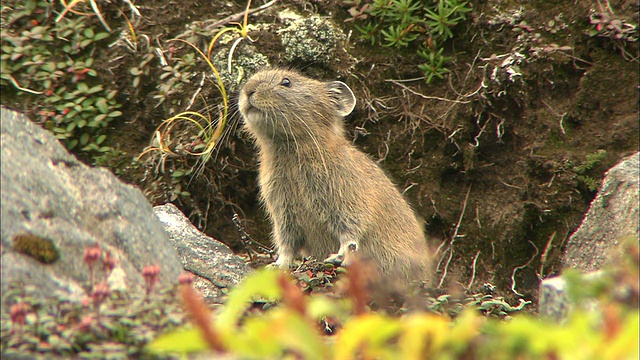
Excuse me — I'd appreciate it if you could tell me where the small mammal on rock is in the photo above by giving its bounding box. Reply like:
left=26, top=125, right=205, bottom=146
left=238, top=68, right=431, bottom=284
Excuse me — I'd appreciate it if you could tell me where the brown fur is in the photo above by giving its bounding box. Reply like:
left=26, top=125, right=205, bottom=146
left=238, top=69, right=431, bottom=284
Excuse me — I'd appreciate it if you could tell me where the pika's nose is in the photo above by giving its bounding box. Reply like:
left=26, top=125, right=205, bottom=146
left=243, top=80, right=258, bottom=98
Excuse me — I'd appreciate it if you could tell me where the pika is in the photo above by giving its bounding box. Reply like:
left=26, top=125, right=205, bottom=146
left=238, top=69, right=431, bottom=284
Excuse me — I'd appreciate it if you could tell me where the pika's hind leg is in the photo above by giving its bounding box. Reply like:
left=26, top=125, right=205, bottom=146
left=323, top=214, right=361, bottom=265
left=324, top=241, right=358, bottom=265
left=272, top=219, right=305, bottom=269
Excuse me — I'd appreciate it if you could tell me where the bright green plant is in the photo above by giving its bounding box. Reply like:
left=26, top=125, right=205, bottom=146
left=350, top=0, right=472, bottom=83
left=418, top=46, right=451, bottom=83
left=424, top=0, right=471, bottom=40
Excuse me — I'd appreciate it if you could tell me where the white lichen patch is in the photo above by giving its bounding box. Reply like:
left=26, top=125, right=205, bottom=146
left=278, top=15, right=346, bottom=64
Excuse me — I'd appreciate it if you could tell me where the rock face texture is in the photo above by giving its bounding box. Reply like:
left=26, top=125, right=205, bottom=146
left=1, top=107, right=183, bottom=303
left=562, top=152, right=639, bottom=272
left=540, top=152, right=639, bottom=320
left=154, top=203, right=251, bottom=303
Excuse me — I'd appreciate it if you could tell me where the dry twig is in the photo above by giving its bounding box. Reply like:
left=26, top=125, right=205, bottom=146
left=511, top=240, right=539, bottom=297
left=438, top=183, right=473, bottom=288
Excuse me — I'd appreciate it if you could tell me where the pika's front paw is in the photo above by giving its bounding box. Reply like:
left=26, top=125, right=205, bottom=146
left=269, top=255, right=293, bottom=269
left=324, top=253, right=344, bottom=266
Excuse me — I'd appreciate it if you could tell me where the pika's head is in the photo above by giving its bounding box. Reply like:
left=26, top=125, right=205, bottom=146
left=238, top=69, right=356, bottom=143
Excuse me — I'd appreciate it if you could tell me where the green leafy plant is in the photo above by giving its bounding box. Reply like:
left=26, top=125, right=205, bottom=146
left=350, top=0, right=472, bottom=83
left=424, top=0, right=471, bottom=40
left=0, top=0, right=123, bottom=164
left=418, top=46, right=451, bottom=83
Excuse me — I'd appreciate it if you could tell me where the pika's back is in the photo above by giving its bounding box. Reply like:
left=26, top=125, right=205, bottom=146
left=238, top=69, right=355, bottom=144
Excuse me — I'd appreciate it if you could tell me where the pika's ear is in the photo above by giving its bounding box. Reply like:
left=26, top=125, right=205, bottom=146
left=327, top=81, right=356, bottom=117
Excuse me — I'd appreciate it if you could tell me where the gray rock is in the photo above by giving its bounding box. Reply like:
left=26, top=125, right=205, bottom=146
left=154, top=203, right=250, bottom=303
left=541, top=152, right=639, bottom=321
left=539, top=272, right=602, bottom=322
left=538, top=275, right=571, bottom=320
left=563, top=152, right=639, bottom=272
left=1, top=107, right=183, bottom=306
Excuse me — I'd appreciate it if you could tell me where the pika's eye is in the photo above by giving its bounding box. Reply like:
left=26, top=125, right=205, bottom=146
left=280, top=78, right=291, bottom=87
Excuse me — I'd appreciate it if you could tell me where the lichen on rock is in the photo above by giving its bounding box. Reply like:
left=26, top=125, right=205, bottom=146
left=212, top=39, right=270, bottom=93
left=278, top=15, right=346, bottom=65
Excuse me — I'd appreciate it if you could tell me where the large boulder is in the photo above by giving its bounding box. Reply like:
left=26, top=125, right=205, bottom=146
left=562, top=152, right=639, bottom=272
left=1, top=107, right=183, bottom=305
left=154, top=203, right=251, bottom=303
left=540, top=152, right=639, bottom=320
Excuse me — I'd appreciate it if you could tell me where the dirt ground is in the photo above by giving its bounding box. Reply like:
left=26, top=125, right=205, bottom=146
left=3, top=0, right=638, bottom=308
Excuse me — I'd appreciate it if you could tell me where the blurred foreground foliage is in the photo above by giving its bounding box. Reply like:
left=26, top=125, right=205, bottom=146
left=2, top=242, right=637, bottom=359
left=152, top=242, right=639, bottom=360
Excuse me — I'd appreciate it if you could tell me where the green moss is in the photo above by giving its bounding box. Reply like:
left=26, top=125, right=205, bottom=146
left=12, top=232, right=60, bottom=263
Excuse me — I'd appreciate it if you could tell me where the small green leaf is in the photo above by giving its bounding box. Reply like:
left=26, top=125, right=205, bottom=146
left=67, top=139, right=78, bottom=149
left=79, top=39, right=92, bottom=48
left=42, top=62, right=56, bottom=72
left=87, top=85, right=103, bottom=94
left=83, top=28, right=95, bottom=38
left=96, top=98, right=108, bottom=113
left=77, top=82, right=89, bottom=93
left=80, top=133, right=90, bottom=145
left=96, top=134, right=107, bottom=145
left=93, top=32, right=109, bottom=41
left=81, top=98, right=95, bottom=107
